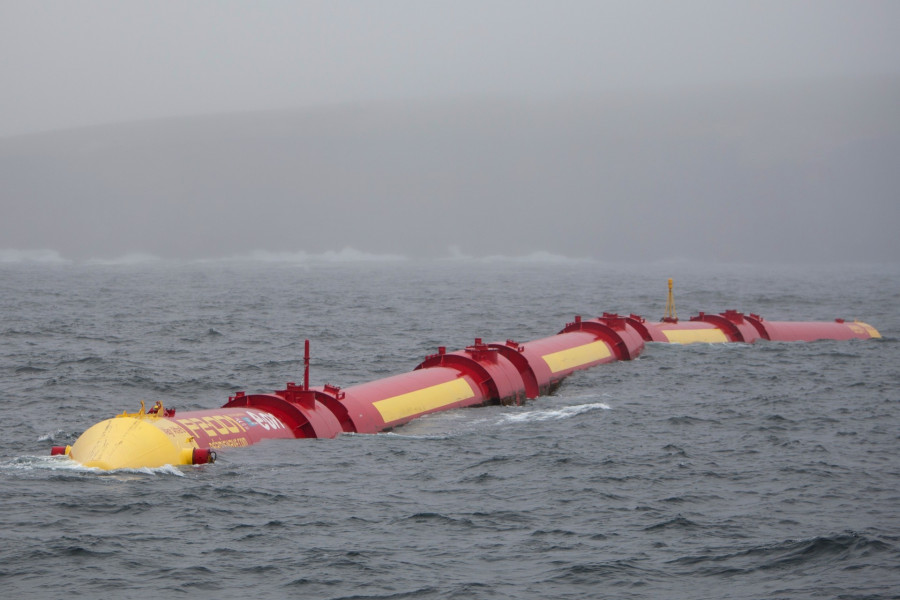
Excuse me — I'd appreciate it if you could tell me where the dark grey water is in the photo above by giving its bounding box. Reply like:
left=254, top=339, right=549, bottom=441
left=2, top=258, right=899, bottom=599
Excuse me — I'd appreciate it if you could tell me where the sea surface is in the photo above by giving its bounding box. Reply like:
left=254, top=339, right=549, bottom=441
left=1, top=256, right=899, bottom=599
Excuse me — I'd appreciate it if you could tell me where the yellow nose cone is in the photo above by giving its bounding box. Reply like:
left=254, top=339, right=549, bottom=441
left=860, top=322, right=881, bottom=339
left=70, top=416, right=192, bottom=470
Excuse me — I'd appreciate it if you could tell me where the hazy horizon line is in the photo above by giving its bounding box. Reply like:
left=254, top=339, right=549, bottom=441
left=4, top=73, right=898, bottom=140
left=2, top=247, right=897, bottom=269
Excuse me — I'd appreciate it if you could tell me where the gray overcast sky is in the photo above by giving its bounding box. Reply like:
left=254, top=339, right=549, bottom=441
left=1, top=1, right=899, bottom=264
left=2, top=0, right=899, bottom=137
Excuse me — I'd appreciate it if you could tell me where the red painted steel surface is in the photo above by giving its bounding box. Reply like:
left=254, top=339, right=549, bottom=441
left=690, top=310, right=763, bottom=343
left=745, top=315, right=877, bottom=342
left=623, top=314, right=664, bottom=342
left=338, top=367, right=487, bottom=432
left=561, top=314, right=646, bottom=360
left=515, top=329, right=619, bottom=391
left=644, top=319, right=725, bottom=341
left=223, top=389, right=345, bottom=439
left=61, top=304, right=881, bottom=469
left=488, top=340, right=542, bottom=399
left=168, top=407, right=296, bottom=448
left=417, top=339, right=528, bottom=405
left=632, top=311, right=880, bottom=344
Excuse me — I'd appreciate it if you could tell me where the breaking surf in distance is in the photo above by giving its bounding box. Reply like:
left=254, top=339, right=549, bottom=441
left=0, top=249, right=70, bottom=264
left=0, top=246, right=604, bottom=266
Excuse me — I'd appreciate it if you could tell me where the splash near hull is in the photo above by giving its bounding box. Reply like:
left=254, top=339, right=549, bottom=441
left=55, top=285, right=881, bottom=470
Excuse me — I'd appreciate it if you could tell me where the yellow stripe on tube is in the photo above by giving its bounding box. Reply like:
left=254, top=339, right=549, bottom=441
left=541, top=340, right=612, bottom=374
left=373, top=378, right=476, bottom=423
left=661, top=328, right=728, bottom=344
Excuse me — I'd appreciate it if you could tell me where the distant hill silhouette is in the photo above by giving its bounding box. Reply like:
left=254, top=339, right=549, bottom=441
left=2, top=78, right=898, bottom=262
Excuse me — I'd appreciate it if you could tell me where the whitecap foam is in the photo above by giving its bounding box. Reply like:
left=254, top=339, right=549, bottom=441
left=217, top=247, right=408, bottom=264
left=0, top=248, right=70, bottom=264
left=119, top=464, right=186, bottom=477
left=481, top=250, right=595, bottom=264
left=1, top=455, right=186, bottom=476
left=496, top=402, right=610, bottom=424
left=440, top=249, right=595, bottom=264
left=383, top=402, right=611, bottom=437
left=36, top=430, right=69, bottom=443
left=439, top=245, right=475, bottom=261
left=83, top=252, right=164, bottom=266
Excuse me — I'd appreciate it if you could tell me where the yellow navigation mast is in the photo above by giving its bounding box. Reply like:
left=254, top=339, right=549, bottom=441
left=663, top=278, right=678, bottom=323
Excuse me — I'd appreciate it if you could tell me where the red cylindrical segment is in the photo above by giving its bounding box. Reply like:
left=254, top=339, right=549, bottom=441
left=338, top=367, right=489, bottom=432
left=222, top=390, right=344, bottom=439
left=634, top=312, right=880, bottom=344
left=416, top=341, right=528, bottom=405
left=643, top=320, right=730, bottom=344
left=272, top=393, right=341, bottom=438
left=625, top=314, right=664, bottom=342
left=517, top=330, right=618, bottom=392
left=745, top=315, right=880, bottom=342
left=169, top=407, right=297, bottom=449
left=559, top=314, right=645, bottom=360
left=626, top=314, right=726, bottom=343
left=596, top=313, right=646, bottom=359
left=690, top=310, right=762, bottom=343
left=489, top=340, right=541, bottom=400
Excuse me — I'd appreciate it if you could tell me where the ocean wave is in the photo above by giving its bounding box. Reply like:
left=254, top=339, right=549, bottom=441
left=0, top=246, right=683, bottom=267
left=381, top=402, right=610, bottom=438
left=1, top=455, right=186, bottom=477
left=215, top=247, right=409, bottom=264
left=484, top=250, right=595, bottom=264
left=495, top=402, right=610, bottom=424
left=0, top=248, right=70, bottom=264
left=668, top=532, right=893, bottom=576
left=547, top=558, right=667, bottom=586
left=36, top=429, right=70, bottom=443
left=0, top=247, right=410, bottom=266
left=644, top=515, right=701, bottom=531
left=83, top=253, right=163, bottom=266
left=440, top=247, right=595, bottom=264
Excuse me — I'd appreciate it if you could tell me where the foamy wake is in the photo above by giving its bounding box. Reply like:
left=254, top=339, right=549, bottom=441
left=2, top=456, right=186, bottom=476
left=495, top=402, right=611, bottom=424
